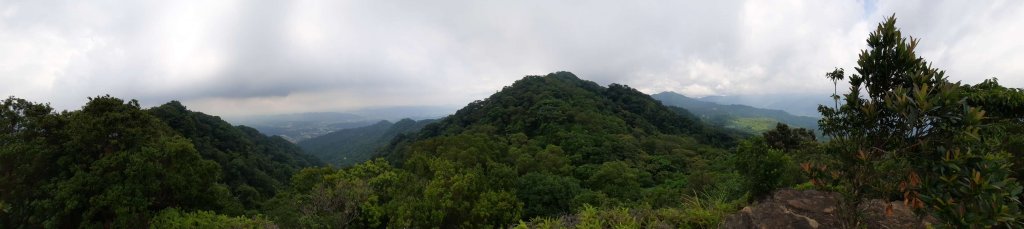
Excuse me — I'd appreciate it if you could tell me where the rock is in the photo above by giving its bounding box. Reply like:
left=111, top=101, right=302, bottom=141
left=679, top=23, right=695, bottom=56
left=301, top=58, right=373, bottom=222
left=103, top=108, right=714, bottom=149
left=722, top=189, right=934, bottom=229
left=722, top=207, right=755, bottom=229
left=858, top=199, right=937, bottom=229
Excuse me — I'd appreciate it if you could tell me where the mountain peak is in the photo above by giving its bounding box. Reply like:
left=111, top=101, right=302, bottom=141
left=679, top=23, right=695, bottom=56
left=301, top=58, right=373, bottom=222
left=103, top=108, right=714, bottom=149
left=388, top=72, right=738, bottom=163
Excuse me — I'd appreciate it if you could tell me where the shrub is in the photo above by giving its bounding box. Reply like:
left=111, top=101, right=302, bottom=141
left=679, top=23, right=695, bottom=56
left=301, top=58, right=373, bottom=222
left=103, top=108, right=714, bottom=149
left=734, top=138, right=799, bottom=199
left=150, top=208, right=275, bottom=228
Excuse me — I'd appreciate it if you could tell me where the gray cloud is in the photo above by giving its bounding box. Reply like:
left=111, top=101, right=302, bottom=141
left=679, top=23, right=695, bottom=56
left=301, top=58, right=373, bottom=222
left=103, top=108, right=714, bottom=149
left=1, top=0, right=1021, bottom=116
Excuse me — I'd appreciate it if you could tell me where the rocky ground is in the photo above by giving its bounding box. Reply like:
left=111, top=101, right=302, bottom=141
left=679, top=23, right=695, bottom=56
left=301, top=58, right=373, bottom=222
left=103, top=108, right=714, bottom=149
left=722, top=189, right=937, bottom=229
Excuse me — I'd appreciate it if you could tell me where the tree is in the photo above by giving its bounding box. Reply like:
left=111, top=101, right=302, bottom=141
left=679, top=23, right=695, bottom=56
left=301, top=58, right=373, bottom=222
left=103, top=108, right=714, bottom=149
left=517, top=172, right=582, bottom=218
left=587, top=161, right=642, bottom=201
left=0, top=97, right=67, bottom=227
left=735, top=137, right=798, bottom=199
left=150, top=208, right=275, bottom=228
left=817, top=15, right=1022, bottom=227
left=961, top=79, right=1024, bottom=179
left=1, top=96, right=225, bottom=227
left=148, top=101, right=322, bottom=212
left=762, top=123, right=815, bottom=152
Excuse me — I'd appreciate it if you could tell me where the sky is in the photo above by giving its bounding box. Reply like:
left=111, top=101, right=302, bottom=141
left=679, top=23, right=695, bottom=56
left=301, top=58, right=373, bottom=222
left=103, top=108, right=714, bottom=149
left=1, top=0, right=1022, bottom=117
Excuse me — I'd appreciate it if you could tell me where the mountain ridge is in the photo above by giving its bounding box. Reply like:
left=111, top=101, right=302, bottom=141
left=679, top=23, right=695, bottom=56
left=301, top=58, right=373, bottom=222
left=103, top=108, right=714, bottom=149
left=148, top=101, right=323, bottom=211
left=298, top=118, right=436, bottom=166
left=652, top=91, right=819, bottom=134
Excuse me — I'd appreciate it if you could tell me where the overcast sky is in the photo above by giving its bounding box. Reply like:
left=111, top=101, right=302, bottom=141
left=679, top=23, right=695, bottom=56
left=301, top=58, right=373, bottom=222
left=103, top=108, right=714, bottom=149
left=1, top=0, right=1022, bottom=117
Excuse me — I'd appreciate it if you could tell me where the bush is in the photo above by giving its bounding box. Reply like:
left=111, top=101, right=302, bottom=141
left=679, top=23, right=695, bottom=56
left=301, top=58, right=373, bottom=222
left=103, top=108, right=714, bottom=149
left=576, top=204, right=603, bottom=229
left=532, top=191, right=743, bottom=229
left=677, top=191, right=745, bottom=228
left=816, top=15, right=1024, bottom=227
left=150, top=208, right=275, bottom=228
left=734, top=138, right=799, bottom=199
left=921, top=150, right=1023, bottom=227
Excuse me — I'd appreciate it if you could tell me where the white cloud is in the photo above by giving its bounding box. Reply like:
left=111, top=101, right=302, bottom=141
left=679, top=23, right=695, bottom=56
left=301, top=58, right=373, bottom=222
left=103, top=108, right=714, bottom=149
left=681, top=84, right=717, bottom=97
left=0, top=0, right=1021, bottom=116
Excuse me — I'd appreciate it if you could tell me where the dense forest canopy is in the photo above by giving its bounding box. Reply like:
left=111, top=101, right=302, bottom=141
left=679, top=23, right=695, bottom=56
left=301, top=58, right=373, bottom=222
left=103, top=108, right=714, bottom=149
left=0, top=96, right=320, bottom=227
left=148, top=101, right=322, bottom=212
left=1, top=15, right=1023, bottom=228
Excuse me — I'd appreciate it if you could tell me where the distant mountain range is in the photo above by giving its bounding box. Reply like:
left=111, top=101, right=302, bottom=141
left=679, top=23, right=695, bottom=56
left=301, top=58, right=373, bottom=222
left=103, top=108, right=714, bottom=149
left=698, top=94, right=831, bottom=117
left=349, top=106, right=458, bottom=121
left=652, top=92, right=820, bottom=134
left=227, top=112, right=376, bottom=142
left=226, top=107, right=456, bottom=142
left=297, top=118, right=436, bottom=166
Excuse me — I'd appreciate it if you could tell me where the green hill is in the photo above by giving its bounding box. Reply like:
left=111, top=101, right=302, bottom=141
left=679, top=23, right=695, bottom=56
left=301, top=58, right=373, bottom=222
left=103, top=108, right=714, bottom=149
left=266, top=72, right=746, bottom=228
left=0, top=96, right=321, bottom=227
left=651, top=91, right=819, bottom=134
left=297, top=118, right=436, bottom=167
left=148, top=101, right=323, bottom=212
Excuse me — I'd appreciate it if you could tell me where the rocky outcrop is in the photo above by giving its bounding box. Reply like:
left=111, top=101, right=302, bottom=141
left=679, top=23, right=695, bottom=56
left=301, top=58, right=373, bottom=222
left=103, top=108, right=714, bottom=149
left=856, top=199, right=936, bottom=229
left=722, top=189, right=935, bottom=229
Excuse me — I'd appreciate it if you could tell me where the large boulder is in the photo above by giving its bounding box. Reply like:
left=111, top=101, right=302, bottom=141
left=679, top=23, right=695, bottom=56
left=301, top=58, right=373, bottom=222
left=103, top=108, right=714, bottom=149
left=722, top=189, right=934, bottom=229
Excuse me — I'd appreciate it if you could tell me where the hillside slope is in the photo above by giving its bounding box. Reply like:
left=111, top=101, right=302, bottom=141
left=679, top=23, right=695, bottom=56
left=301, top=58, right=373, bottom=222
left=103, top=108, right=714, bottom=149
left=405, top=72, right=738, bottom=149
left=652, top=91, right=819, bottom=133
left=0, top=96, right=324, bottom=226
left=699, top=94, right=829, bottom=117
left=298, top=118, right=436, bottom=166
left=148, top=101, right=322, bottom=211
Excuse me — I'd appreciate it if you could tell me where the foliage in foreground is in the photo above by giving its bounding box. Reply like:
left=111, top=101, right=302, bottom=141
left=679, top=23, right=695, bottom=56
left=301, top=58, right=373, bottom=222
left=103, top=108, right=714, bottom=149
left=513, top=190, right=744, bottom=229
left=150, top=208, right=275, bottom=229
left=815, top=15, right=1023, bottom=227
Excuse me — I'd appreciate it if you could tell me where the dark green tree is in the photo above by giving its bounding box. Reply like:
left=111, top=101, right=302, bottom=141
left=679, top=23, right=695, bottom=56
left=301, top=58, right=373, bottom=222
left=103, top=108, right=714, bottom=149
left=734, top=137, right=798, bottom=199
left=54, top=96, right=223, bottom=227
left=148, top=101, right=322, bottom=212
left=1, top=96, right=225, bottom=227
left=517, top=172, right=582, bottom=218
left=762, top=123, right=816, bottom=152
left=817, top=15, right=1022, bottom=227
left=961, top=79, right=1024, bottom=180
left=0, top=97, right=67, bottom=227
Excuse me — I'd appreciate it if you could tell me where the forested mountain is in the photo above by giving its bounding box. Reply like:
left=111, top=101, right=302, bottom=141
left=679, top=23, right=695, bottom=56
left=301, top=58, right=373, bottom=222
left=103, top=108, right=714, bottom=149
left=264, top=72, right=747, bottom=227
left=0, top=97, right=226, bottom=227
left=298, top=118, right=436, bottom=166
left=148, top=101, right=322, bottom=212
left=652, top=91, right=819, bottom=134
left=699, top=94, right=829, bottom=117
left=405, top=72, right=738, bottom=150
left=0, top=97, right=319, bottom=227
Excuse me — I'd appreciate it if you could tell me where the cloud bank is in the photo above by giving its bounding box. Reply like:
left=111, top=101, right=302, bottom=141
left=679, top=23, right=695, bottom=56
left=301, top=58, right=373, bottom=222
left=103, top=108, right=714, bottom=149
left=1, top=0, right=1021, bottom=116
